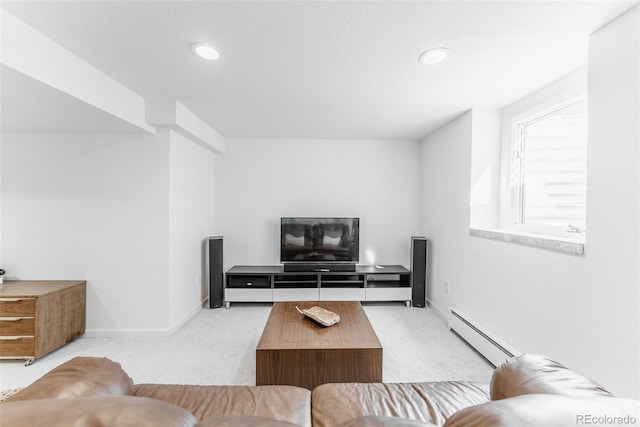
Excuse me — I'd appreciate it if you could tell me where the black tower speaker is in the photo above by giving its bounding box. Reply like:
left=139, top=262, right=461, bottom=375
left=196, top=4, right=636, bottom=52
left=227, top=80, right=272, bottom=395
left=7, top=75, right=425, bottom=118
left=208, top=236, right=224, bottom=309
left=411, top=236, right=428, bottom=307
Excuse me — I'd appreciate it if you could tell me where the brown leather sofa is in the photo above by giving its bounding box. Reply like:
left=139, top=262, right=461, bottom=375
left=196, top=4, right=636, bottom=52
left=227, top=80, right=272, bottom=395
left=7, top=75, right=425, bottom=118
left=1, top=354, right=638, bottom=427
left=313, top=354, right=639, bottom=427
left=0, top=357, right=311, bottom=427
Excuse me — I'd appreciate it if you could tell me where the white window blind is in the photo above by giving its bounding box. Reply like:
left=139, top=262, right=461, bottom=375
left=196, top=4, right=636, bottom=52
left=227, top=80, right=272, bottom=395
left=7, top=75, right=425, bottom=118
left=512, top=97, right=587, bottom=234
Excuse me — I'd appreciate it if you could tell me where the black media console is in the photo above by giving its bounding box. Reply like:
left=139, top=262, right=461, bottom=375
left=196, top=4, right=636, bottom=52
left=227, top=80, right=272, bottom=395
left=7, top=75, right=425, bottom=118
left=224, top=264, right=411, bottom=308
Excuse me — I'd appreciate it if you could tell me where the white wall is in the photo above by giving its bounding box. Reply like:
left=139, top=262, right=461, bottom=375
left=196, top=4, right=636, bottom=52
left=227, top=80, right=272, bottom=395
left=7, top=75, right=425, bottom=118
left=420, top=7, right=639, bottom=398
left=469, top=109, right=501, bottom=229
left=585, top=5, right=639, bottom=397
left=168, top=129, right=216, bottom=331
left=420, top=111, right=472, bottom=320
left=1, top=132, right=171, bottom=334
left=215, top=139, right=421, bottom=268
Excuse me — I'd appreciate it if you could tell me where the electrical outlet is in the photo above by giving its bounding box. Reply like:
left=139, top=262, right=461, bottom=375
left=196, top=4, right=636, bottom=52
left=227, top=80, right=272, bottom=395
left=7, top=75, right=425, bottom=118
left=444, top=281, right=450, bottom=294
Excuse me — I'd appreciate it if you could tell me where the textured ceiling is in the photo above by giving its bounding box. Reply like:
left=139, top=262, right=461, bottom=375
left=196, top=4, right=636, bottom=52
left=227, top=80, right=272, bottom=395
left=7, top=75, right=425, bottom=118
left=1, top=1, right=637, bottom=139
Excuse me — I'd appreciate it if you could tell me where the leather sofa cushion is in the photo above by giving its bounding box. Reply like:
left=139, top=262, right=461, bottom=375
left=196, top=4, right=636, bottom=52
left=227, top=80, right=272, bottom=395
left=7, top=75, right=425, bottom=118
left=197, top=415, right=301, bottom=426
left=0, top=396, right=197, bottom=427
left=5, top=357, right=136, bottom=402
left=311, top=382, right=490, bottom=427
left=136, top=384, right=311, bottom=427
left=490, top=354, right=612, bottom=400
left=443, top=394, right=640, bottom=427
left=337, top=416, right=438, bottom=427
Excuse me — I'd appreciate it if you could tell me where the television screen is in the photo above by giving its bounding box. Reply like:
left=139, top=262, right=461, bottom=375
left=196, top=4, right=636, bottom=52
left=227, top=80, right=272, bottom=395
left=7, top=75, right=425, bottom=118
left=280, top=217, right=359, bottom=263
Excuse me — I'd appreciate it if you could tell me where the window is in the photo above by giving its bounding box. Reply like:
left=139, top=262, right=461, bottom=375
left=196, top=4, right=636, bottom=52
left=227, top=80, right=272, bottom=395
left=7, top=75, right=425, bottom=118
left=510, top=97, right=587, bottom=238
left=469, top=69, right=587, bottom=253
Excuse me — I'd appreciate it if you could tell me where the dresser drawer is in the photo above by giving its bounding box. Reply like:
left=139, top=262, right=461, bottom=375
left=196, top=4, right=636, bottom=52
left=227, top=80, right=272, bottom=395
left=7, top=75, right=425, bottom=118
left=0, top=317, right=35, bottom=336
left=0, top=298, right=35, bottom=317
left=0, top=336, right=35, bottom=357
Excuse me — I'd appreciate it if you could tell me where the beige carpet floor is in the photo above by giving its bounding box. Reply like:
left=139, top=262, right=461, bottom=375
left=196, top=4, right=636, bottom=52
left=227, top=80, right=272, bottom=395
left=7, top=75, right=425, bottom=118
left=0, top=302, right=493, bottom=391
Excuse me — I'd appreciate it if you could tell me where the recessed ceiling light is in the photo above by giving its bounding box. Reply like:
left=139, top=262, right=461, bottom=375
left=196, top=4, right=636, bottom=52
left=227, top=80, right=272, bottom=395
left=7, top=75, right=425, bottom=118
left=419, top=47, right=450, bottom=65
left=191, top=42, right=222, bottom=61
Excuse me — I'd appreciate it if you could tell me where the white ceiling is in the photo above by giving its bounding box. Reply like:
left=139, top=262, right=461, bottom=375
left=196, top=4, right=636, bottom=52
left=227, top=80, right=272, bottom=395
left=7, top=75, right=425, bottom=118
left=1, top=1, right=637, bottom=140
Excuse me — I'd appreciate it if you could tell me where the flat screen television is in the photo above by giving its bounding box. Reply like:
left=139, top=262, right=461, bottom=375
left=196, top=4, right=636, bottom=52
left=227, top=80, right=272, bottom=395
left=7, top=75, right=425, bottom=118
left=280, top=217, right=359, bottom=264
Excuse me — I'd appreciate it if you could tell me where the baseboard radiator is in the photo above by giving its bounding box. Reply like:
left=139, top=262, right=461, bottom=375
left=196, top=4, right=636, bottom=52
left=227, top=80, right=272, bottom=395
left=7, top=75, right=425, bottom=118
left=449, top=308, right=521, bottom=367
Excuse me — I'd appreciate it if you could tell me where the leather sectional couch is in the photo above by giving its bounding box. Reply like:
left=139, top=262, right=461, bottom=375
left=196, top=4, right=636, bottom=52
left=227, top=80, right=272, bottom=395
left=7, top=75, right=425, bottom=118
left=1, top=354, right=637, bottom=426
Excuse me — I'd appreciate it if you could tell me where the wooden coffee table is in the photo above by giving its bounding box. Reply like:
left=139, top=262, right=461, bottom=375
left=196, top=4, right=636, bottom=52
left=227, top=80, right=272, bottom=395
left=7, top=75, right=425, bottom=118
left=256, top=301, right=382, bottom=390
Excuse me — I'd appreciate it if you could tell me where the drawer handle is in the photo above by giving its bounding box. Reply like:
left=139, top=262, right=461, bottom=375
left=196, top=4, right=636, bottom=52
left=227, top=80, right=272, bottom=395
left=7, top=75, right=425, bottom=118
left=0, top=298, right=31, bottom=302
left=246, top=282, right=253, bottom=286
left=1, top=317, right=32, bottom=322
left=0, top=336, right=27, bottom=341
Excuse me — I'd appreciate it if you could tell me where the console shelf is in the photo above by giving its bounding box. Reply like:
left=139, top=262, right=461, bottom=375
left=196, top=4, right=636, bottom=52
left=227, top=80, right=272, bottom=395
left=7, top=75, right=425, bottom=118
left=224, top=265, right=411, bottom=308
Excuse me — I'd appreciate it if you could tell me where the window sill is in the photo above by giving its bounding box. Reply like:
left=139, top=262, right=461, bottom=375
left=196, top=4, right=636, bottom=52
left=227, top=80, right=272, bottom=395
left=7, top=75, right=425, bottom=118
left=469, top=228, right=584, bottom=255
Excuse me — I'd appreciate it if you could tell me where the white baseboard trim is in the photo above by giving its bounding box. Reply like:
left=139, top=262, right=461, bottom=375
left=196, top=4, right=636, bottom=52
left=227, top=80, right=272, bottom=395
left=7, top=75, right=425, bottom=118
left=84, top=298, right=209, bottom=338
left=449, top=307, right=521, bottom=367
left=84, top=329, right=171, bottom=338
left=426, top=298, right=449, bottom=324
left=169, top=297, right=209, bottom=335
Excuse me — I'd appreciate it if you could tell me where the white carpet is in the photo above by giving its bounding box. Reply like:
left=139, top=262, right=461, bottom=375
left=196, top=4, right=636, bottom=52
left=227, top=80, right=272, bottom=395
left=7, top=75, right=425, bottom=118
left=0, top=303, right=493, bottom=391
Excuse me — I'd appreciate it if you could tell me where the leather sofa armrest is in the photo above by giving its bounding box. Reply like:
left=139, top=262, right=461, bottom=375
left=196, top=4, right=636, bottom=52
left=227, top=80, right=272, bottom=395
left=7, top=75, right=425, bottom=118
left=490, top=354, right=612, bottom=400
left=444, top=394, right=640, bottom=427
left=5, top=357, right=136, bottom=401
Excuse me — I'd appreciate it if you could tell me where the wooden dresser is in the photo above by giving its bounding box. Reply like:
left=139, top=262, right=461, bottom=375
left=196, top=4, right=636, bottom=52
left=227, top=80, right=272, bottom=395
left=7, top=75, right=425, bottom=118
left=0, top=280, right=86, bottom=365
